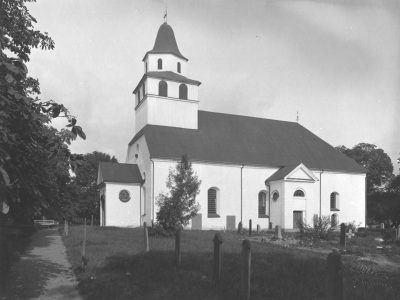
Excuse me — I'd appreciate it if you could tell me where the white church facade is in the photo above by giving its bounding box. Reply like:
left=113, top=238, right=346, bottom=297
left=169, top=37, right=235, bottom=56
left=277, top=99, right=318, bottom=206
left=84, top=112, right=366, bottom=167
left=98, top=22, right=366, bottom=230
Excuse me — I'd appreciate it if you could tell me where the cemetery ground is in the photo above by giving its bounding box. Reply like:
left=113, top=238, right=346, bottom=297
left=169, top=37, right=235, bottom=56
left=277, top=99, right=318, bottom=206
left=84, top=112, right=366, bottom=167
left=62, top=225, right=400, bottom=300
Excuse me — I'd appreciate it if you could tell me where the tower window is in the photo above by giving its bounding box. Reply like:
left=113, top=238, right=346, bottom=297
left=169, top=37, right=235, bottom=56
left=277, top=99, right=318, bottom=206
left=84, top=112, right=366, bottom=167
left=158, top=58, right=162, bottom=70
left=331, top=213, right=338, bottom=227
left=179, top=83, right=188, bottom=100
left=208, top=187, right=220, bottom=218
left=177, top=62, right=181, bottom=73
left=145, top=62, right=148, bottom=73
left=137, top=90, right=141, bottom=103
left=158, top=80, right=168, bottom=97
left=294, top=189, right=305, bottom=197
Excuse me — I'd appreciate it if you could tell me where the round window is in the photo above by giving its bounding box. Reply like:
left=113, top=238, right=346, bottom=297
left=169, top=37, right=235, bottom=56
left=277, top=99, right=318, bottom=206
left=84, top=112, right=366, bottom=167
left=119, top=189, right=131, bottom=203
left=272, top=191, right=279, bottom=201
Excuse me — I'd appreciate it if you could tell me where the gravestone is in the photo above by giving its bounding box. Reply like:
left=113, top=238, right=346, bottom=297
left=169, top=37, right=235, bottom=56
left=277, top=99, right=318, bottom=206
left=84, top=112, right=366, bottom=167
left=380, top=223, right=385, bottom=229
left=274, top=225, right=282, bottom=239
left=340, top=223, right=346, bottom=249
left=192, top=213, right=202, bottom=230
left=226, top=215, right=236, bottom=231
left=256, top=224, right=260, bottom=233
left=238, top=221, right=243, bottom=234
left=326, top=251, right=343, bottom=300
left=346, top=229, right=355, bottom=239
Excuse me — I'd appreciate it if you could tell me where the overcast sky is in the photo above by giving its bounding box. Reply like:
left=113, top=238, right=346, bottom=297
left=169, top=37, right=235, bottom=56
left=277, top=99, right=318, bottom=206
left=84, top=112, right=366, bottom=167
left=27, top=0, right=400, bottom=173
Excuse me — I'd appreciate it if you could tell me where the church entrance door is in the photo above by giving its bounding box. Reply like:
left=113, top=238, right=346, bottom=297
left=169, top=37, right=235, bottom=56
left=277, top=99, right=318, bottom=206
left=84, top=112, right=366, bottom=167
left=293, top=211, right=303, bottom=229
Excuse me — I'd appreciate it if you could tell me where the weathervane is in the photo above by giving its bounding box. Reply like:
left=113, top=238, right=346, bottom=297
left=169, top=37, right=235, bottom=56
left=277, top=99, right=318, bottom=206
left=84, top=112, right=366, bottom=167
left=163, top=0, right=168, bottom=23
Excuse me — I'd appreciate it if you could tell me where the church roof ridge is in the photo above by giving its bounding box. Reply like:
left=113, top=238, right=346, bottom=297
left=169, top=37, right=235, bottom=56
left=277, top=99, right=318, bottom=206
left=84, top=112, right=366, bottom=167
left=127, top=110, right=366, bottom=174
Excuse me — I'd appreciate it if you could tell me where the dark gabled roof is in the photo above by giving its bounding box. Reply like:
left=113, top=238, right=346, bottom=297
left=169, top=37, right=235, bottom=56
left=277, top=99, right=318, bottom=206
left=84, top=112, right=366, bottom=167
left=143, top=22, right=188, bottom=61
left=129, top=110, right=366, bottom=174
left=133, top=71, right=201, bottom=93
left=98, top=162, right=143, bottom=184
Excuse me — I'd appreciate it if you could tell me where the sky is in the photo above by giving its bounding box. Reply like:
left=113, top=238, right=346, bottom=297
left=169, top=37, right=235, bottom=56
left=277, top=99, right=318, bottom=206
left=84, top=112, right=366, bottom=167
left=27, top=0, right=400, bottom=173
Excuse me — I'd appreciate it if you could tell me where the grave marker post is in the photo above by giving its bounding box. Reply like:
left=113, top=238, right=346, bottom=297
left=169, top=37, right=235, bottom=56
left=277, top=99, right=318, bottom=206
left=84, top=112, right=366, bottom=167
left=240, top=239, right=251, bottom=300
left=143, top=221, right=149, bottom=252
left=213, top=233, right=223, bottom=285
left=175, top=228, right=181, bottom=267
left=326, top=251, right=343, bottom=300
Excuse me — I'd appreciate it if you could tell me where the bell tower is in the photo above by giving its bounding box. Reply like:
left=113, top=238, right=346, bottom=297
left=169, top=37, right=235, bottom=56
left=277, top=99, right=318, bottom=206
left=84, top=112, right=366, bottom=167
left=133, top=22, right=201, bottom=133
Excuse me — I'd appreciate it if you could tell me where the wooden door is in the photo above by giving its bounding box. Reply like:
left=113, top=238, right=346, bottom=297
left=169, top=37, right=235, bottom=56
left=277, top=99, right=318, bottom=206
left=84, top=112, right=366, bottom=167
left=293, top=211, right=303, bottom=229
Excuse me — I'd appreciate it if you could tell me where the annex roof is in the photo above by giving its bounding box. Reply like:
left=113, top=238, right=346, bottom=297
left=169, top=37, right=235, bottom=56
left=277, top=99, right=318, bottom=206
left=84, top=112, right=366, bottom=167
left=128, top=111, right=366, bottom=174
left=266, top=163, right=319, bottom=182
left=143, top=22, right=188, bottom=61
left=98, top=162, right=143, bottom=184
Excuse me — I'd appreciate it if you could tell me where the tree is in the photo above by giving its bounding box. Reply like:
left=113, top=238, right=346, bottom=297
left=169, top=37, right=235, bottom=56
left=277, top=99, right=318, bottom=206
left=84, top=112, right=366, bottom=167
left=72, top=151, right=117, bottom=222
left=156, top=155, right=201, bottom=230
left=336, top=143, right=393, bottom=193
left=0, top=0, right=85, bottom=223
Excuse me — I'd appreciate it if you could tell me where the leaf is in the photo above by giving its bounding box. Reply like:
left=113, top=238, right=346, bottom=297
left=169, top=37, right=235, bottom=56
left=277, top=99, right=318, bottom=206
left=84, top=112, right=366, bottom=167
left=0, top=166, right=10, bottom=186
left=76, top=126, right=86, bottom=140
left=52, top=105, right=61, bottom=118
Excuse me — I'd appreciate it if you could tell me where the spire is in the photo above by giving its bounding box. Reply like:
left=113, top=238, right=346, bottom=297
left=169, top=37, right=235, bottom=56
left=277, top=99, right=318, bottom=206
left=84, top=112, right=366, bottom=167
left=144, top=23, right=188, bottom=61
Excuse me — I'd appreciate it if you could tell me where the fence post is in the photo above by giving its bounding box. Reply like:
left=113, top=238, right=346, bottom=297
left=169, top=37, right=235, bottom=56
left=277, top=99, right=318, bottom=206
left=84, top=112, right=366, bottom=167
left=143, top=221, right=149, bottom=252
left=91, top=214, right=94, bottom=226
left=64, top=219, right=68, bottom=236
left=339, top=223, right=346, bottom=249
left=81, top=218, right=87, bottom=269
left=175, top=228, right=181, bottom=267
left=249, top=219, right=252, bottom=236
left=326, top=251, right=343, bottom=300
left=240, top=239, right=251, bottom=300
left=213, top=233, right=223, bottom=286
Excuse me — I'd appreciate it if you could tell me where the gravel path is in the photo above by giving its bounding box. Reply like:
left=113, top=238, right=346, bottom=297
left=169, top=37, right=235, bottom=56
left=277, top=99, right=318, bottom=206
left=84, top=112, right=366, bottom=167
left=3, top=228, right=82, bottom=300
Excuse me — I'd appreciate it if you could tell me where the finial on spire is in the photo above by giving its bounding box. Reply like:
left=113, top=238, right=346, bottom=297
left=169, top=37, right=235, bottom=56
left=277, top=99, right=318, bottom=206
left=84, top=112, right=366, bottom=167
left=163, top=0, right=168, bottom=23
left=296, top=111, right=299, bottom=123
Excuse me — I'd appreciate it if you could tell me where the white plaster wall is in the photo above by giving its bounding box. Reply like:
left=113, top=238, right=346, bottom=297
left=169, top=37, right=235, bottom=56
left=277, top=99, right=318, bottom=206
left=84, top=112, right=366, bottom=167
left=147, top=95, right=198, bottom=129
left=104, top=182, right=141, bottom=227
left=126, top=135, right=152, bottom=225
left=145, top=53, right=188, bottom=75
left=134, top=98, right=148, bottom=133
left=320, top=171, right=366, bottom=227
left=283, top=181, right=319, bottom=229
left=147, top=77, right=198, bottom=101
left=242, top=167, right=280, bottom=230
left=269, top=181, right=285, bottom=228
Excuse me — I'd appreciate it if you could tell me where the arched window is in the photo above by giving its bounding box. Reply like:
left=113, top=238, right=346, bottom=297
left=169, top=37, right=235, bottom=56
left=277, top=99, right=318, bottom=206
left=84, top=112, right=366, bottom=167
left=294, top=189, right=305, bottom=197
left=179, top=84, right=188, bottom=100
left=177, top=62, right=181, bottom=73
left=157, top=58, right=162, bottom=70
left=258, top=191, right=268, bottom=217
left=145, top=62, right=148, bottom=73
left=158, top=80, right=168, bottom=97
left=330, top=192, right=339, bottom=211
left=142, top=81, right=146, bottom=98
left=208, top=188, right=219, bottom=217
left=331, top=213, right=338, bottom=227
left=137, top=89, right=141, bottom=103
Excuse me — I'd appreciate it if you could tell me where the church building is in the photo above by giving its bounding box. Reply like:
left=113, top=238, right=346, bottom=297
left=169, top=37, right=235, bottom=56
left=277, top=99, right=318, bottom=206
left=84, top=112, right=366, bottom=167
left=97, top=22, right=366, bottom=230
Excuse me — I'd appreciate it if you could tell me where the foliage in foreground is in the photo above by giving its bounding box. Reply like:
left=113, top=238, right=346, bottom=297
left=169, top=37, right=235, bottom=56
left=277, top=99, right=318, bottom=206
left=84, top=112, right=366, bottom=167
left=0, top=0, right=85, bottom=223
left=156, top=155, right=201, bottom=231
left=299, top=215, right=337, bottom=240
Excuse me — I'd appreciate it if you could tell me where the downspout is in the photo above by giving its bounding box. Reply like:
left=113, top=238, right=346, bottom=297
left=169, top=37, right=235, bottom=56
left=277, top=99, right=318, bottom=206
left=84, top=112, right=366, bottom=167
left=319, top=169, right=324, bottom=217
left=151, top=158, right=155, bottom=222
left=240, top=165, right=244, bottom=223
left=139, top=182, right=142, bottom=226
left=265, top=180, right=271, bottom=228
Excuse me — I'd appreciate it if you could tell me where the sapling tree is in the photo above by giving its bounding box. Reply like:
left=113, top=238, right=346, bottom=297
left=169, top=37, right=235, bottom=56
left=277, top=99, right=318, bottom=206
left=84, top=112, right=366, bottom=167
left=156, top=154, right=201, bottom=231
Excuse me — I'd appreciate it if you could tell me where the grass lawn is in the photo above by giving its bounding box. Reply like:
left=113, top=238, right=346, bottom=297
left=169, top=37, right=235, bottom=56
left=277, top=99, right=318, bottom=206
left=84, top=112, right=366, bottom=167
left=62, top=226, right=400, bottom=300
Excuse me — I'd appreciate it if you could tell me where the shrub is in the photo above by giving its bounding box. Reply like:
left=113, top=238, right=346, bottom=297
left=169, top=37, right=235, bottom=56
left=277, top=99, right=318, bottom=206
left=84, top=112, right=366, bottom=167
left=299, top=215, right=336, bottom=240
